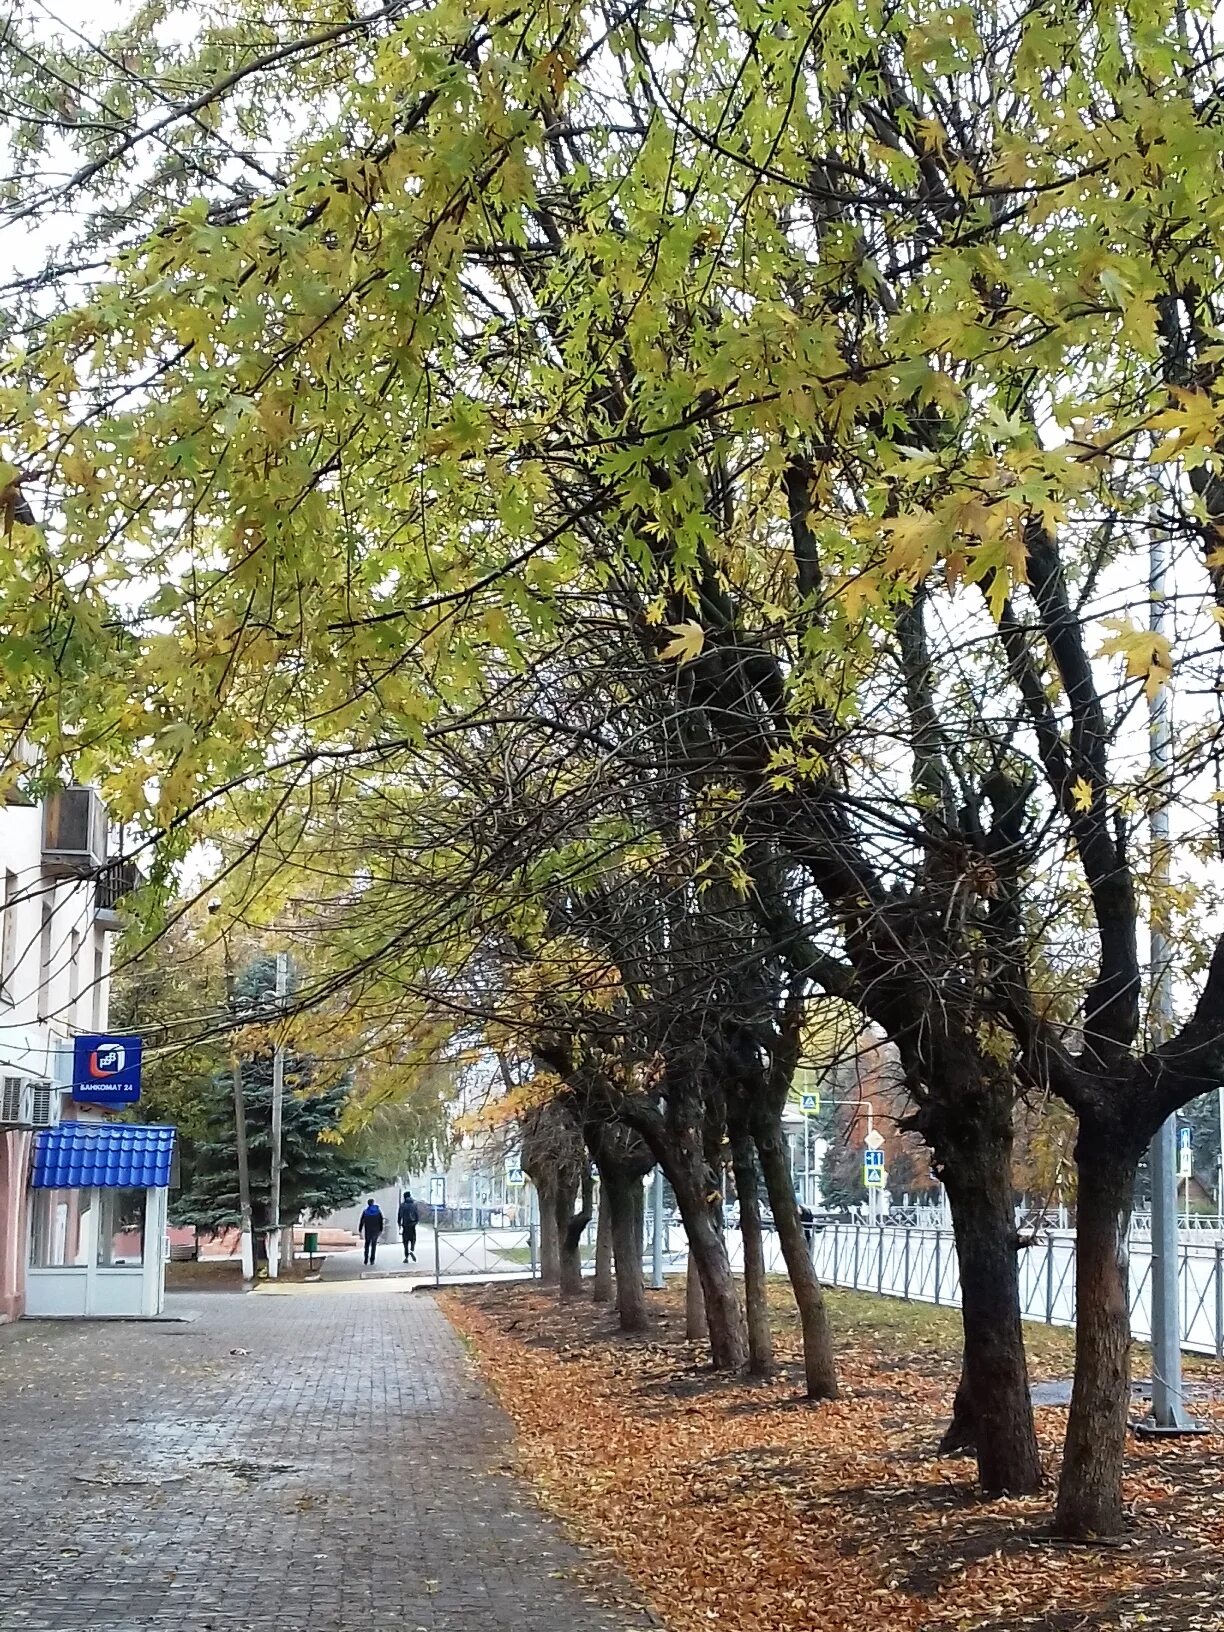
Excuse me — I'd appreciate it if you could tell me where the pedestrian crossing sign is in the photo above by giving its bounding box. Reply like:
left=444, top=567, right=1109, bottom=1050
left=799, top=1091, right=820, bottom=1116
left=506, top=1167, right=525, bottom=1187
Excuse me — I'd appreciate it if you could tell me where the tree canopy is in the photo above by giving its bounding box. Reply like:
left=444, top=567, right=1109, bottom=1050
left=5, top=0, right=1224, bottom=1541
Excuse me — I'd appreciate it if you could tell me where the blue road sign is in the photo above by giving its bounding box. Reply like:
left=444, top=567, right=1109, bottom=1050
left=864, top=1149, right=885, bottom=1168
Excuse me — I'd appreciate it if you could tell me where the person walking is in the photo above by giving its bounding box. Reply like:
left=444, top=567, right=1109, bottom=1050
left=359, top=1198, right=384, bottom=1266
left=398, top=1191, right=419, bottom=1262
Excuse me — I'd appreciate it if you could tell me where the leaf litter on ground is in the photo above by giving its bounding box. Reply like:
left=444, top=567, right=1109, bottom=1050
left=443, top=1282, right=1224, bottom=1632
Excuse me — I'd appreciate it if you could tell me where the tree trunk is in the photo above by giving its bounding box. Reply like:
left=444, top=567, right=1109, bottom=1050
left=1053, top=1125, right=1137, bottom=1539
left=754, top=1109, right=838, bottom=1399
left=685, top=1249, right=708, bottom=1343
left=592, top=1197, right=613, bottom=1302
left=535, top=1177, right=560, bottom=1284
left=605, top=1168, right=649, bottom=1332
left=670, top=1174, right=746, bottom=1368
left=937, top=1360, right=977, bottom=1457
left=730, top=1123, right=773, bottom=1376
left=554, top=1164, right=588, bottom=1299
left=942, top=1150, right=1043, bottom=1494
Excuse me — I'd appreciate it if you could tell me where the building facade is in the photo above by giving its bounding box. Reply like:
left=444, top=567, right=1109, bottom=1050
left=0, top=785, right=129, bottom=1319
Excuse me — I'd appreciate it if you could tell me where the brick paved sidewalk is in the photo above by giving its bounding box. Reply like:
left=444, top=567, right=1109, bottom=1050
left=0, top=1284, right=655, bottom=1632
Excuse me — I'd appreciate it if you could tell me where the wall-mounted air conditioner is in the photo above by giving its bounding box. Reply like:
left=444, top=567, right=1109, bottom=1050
left=41, top=787, right=108, bottom=877
left=0, top=1077, right=61, bottom=1128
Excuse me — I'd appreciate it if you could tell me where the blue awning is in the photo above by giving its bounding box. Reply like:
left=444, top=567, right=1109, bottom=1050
left=32, top=1123, right=176, bottom=1190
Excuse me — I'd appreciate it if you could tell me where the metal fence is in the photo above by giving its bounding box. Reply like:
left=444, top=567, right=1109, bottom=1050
left=793, top=1224, right=1224, bottom=1358
left=427, top=1225, right=538, bottom=1285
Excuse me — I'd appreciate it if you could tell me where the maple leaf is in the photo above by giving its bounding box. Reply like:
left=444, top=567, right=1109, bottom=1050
left=1096, top=617, right=1173, bottom=700
left=657, top=622, right=706, bottom=665
left=1071, top=776, right=1095, bottom=813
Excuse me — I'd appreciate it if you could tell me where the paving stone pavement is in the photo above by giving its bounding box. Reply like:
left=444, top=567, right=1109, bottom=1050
left=0, top=1284, right=655, bottom=1632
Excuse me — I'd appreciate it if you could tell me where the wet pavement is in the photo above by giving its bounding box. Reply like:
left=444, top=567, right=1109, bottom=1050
left=0, top=1283, right=651, bottom=1631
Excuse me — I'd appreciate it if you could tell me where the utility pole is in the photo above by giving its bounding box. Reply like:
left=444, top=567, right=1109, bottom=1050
left=1143, top=515, right=1196, bottom=1433
left=211, top=903, right=254, bottom=1288
left=266, top=952, right=288, bottom=1280
left=651, top=1166, right=664, bottom=1290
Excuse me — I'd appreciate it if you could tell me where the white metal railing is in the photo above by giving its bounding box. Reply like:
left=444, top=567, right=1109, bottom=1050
left=778, top=1224, right=1224, bottom=1358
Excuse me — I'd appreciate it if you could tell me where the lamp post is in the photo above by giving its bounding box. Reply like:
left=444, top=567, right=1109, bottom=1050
left=1141, top=511, right=1195, bottom=1433
left=209, top=903, right=254, bottom=1288
left=266, top=951, right=288, bottom=1278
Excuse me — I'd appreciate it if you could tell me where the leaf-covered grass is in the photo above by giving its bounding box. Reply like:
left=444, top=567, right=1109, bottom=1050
left=444, top=1280, right=1224, bottom=1632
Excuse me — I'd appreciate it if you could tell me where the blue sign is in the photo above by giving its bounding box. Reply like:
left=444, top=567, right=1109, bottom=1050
left=864, top=1149, right=885, bottom=1168
left=1178, top=1126, right=1192, bottom=1152
left=72, top=1034, right=142, bottom=1105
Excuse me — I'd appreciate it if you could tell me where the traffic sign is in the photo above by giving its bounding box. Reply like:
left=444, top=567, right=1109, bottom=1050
left=506, top=1166, right=525, bottom=1187
left=1178, top=1126, right=1193, bottom=1179
left=799, top=1091, right=821, bottom=1116
left=864, top=1149, right=885, bottom=1169
left=428, top=1175, right=446, bottom=1209
left=864, top=1128, right=885, bottom=1151
left=864, top=1164, right=885, bottom=1188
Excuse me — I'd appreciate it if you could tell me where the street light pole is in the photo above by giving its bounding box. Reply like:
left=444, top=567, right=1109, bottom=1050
left=266, top=952, right=288, bottom=1279
left=1144, top=513, right=1194, bottom=1432
left=651, top=1166, right=664, bottom=1290
left=211, top=907, right=254, bottom=1288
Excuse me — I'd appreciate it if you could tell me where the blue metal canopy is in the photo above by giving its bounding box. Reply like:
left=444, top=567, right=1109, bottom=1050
left=32, top=1123, right=176, bottom=1190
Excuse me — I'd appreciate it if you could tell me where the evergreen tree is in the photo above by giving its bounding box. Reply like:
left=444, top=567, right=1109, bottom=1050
left=173, top=1053, right=383, bottom=1236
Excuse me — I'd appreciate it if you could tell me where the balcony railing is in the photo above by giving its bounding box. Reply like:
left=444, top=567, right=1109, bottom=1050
left=94, top=859, right=141, bottom=930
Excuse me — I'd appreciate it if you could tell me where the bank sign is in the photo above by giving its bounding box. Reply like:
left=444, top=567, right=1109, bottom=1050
left=72, top=1035, right=142, bottom=1105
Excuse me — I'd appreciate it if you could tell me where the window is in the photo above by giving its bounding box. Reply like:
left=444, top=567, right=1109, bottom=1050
left=97, top=1188, right=145, bottom=1267
left=68, top=927, right=80, bottom=1025
left=0, top=871, right=16, bottom=1004
left=30, top=1188, right=92, bottom=1268
left=92, top=943, right=105, bottom=1029
left=36, top=902, right=53, bottom=1022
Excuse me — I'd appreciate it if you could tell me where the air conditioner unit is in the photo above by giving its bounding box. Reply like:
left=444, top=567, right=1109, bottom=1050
left=41, top=787, right=108, bottom=877
left=0, top=1077, right=61, bottom=1129
left=0, top=1077, right=23, bottom=1124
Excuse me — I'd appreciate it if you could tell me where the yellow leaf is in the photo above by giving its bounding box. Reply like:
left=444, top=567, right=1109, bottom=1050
left=1071, top=776, right=1094, bottom=813
left=658, top=621, right=705, bottom=665
left=1096, top=617, right=1172, bottom=699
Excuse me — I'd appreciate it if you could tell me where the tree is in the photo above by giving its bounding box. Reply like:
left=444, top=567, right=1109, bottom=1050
left=174, top=1054, right=382, bottom=1239
left=8, top=0, right=1224, bottom=1535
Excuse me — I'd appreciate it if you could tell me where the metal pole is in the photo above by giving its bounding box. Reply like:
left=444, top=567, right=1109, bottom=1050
left=434, top=1204, right=441, bottom=1287
left=216, top=923, right=255, bottom=1288
left=651, top=1166, right=664, bottom=1290
left=1145, top=515, right=1194, bottom=1431
left=528, top=1183, right=539, bottom=1276
left=266, top=952, right=287, bottom=1280
left=1218, top=1086, right=1224, bottom=1230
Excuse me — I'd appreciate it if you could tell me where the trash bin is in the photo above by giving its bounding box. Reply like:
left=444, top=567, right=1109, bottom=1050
left=304, top=1231, right=319, bottom=1256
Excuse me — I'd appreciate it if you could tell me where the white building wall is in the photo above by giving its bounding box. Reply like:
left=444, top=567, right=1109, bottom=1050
left=0, top=800, right=112, bottom=1090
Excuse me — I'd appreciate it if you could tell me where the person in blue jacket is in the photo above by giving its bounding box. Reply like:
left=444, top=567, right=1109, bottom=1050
left=359, top=1199, right=384, bottom=1265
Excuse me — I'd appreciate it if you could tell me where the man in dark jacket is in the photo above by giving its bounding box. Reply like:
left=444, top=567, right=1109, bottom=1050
left=397, top=1192, right=419, bottom=1262
left=359, top=1199, right=384, bottom=1266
